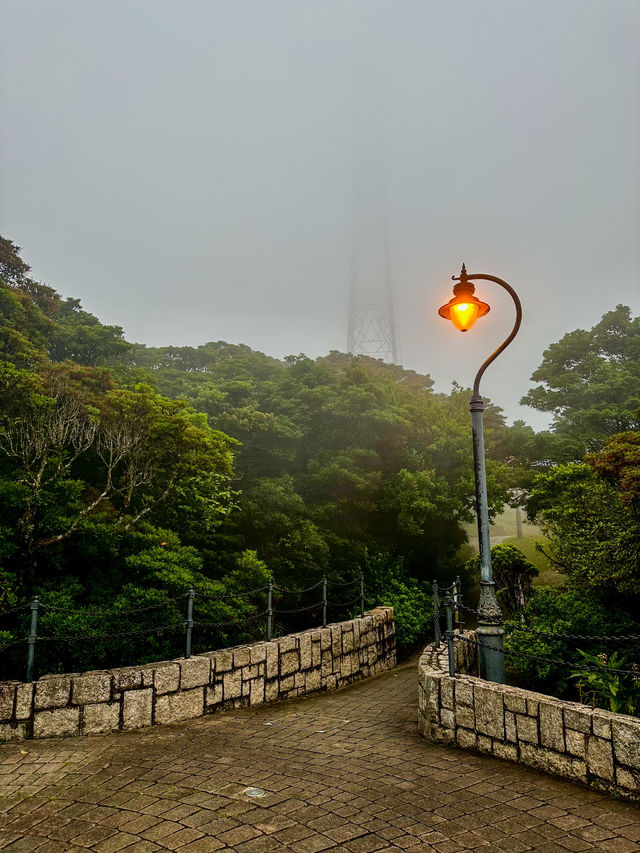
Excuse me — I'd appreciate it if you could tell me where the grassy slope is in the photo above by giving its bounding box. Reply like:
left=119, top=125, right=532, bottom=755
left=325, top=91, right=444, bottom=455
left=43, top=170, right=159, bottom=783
left=463, top=507, right=566, bottom=589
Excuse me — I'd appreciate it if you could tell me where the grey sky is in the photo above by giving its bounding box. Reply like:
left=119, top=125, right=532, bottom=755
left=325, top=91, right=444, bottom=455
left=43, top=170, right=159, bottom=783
left=1, top=0, right=639, bottom=428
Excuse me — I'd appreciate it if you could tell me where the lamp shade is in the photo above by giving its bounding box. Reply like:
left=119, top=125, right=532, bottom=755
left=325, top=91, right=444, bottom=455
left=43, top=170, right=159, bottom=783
left=438, top=277, right=490, bottom=332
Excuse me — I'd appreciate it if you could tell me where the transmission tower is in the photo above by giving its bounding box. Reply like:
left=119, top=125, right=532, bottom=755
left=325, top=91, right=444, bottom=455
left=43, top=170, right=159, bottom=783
left=347, top=161, right=400, bottom=364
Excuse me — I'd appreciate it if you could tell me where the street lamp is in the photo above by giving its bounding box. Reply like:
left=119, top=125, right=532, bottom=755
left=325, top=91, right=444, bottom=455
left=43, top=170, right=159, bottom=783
left=438, top=263, right=522, bottom=684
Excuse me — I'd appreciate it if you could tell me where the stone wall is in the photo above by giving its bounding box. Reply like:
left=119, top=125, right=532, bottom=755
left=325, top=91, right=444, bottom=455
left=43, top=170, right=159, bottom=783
left=0, top=607, right=395, bottom=742
left=418, top=632, right=640, bottom=798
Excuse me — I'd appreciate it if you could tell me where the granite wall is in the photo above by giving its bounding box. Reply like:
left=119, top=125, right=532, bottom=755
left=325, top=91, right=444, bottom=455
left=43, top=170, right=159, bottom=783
left=0, top=607, right=395, bottom=742
left=418, top=632, right=640, bottom=798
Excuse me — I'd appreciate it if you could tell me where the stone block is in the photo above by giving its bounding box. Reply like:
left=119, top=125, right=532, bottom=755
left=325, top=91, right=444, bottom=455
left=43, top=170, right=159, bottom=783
left=155, top=688, right=204, bottom=725
left=455, top=703, right=475, bottom=729
left=351, top=651, right=360, bottom=674
left=265, top=680, right=279, bottom=702
left=266, top=642, right=278, bottom=678
left=504, top=690, right=527, bottom=715
left=440, top=678, right=454, bottom=711
left=341, top=655, right=352, bottom=678
left=280, top=650, right=299, bottom=676
left=122, top=689, right=153, bottom=729
left=539, top=701, right=564, bottom=752
left=211, top=648, right=233, bottom=673
left=441, top=708, right=455, bottom=729
left=331, top=629, right=341, bottom=657
left=35, top=676, right=71, bottom=710
left=564, top=705, right=592, bottom=734
left=0, top=722, right=28, bottom=742
left=0, top=683, right=15, bottom=719
left=244, top=664, right=261, bottom=679
left=457, top=727, right=477, bottom=749
left=14, top=683, right=33, bottom=720
left=250, top=679, right=264, bottom=706
left=114, top=667, right=143, bottom=691
left=424, top=674, right=440, bottom=724
left=474, top=684, right=505, bottom=739
left=223, top=671, right=242, bottom=700
left=294, top=672, right=306, bottom=688
left=84, top=703, right=120, bottom=734
left=616, top=766, right=640, bottom=792
left=455, top=679, right=473, bottom=707
left=233, top=647, right=251, bottom=668
left=278, top=635, right=296, bottom=654
left=520, top=742, right=587, bottom=781
left=591, top=711, right=612, bottom=739
left=72, top=672, right=111, bottom=705
left=299, top=633, right=312, bottom=669
left=565, top=729, right=586, bottom=758
left=320, top=628, right=332, bottom=650
left=493, top=741, right=518, bottom=761
left=33, top=707, right=80, bottom=738
left=516, top=714, right=539, bottom=744
left=477, top=735, right=492, bottom=753
left=250, top=643, right=267, bottom=664
left=321, top=651, right=333, bottom=677
left=586, top=736, right=614, bottom=781
left=526, top=696, right=540, bottom=716
left=306, top=668, right=321, bottom=692
left=367, top=645, right=377, bottom=666
left=206, top=682, right=223, bottom=707
left=342, top=629, right=354, bottom=654
left=154, top=664, right=180, bottom=695
left=180, top=657, right=210, bottom=690
left=505, top=711, right=516, bottom=743
left=311, top=641, right=321, bottom=668
left=325, top=674, right=337, bottom=690
left=280, top=676, right=294, bottom=692
left=612, top=718, right=640, bottom=768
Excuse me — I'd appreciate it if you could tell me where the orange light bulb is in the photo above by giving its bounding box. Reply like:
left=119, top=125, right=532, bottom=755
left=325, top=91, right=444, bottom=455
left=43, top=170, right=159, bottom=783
left=450, top=301, right=480, bottom=332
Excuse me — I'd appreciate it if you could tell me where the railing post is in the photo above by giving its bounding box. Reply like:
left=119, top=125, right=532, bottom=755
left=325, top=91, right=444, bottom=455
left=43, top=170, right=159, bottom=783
left=359, top=573, right=365, bottom=618
left=266, top=582, right=273, bottom=641
left=444, top=595, right=455, bottom=677
left=185, top=588, right=194, bottom=659
left=322, top=576, right=327, bottom=628
left=26, top=597, right=39, bottom=682
left=454, top=574, right=462, bottom=631
left=432, top=580, right=440, bottom=648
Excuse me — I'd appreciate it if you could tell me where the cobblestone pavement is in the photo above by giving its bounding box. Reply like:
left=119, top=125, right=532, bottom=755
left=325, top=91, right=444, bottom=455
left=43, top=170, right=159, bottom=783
left=1, top=656, right=639, bottom=852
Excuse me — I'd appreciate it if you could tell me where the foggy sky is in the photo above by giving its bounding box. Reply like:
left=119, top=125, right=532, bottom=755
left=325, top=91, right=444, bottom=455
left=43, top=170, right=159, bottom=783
left=1, top=0, right=639, bottom=428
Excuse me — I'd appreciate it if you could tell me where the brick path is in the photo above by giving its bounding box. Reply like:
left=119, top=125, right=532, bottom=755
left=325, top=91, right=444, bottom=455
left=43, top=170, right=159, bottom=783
left=1, top=656, right=638, bottom=852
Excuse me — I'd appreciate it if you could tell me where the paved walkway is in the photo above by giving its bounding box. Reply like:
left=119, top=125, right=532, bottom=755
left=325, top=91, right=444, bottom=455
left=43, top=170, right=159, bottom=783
left=0, top=656, right=639, bottom=852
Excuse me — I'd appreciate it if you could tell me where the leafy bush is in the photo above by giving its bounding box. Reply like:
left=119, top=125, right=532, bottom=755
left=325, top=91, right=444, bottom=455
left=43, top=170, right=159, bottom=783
left=504, top=587, right=640, bottom=700
left=365, top=553, right=432, bottom=657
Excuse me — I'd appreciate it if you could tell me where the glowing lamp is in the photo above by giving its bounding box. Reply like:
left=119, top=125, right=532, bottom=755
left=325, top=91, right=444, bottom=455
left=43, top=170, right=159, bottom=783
left=438, top=264, right=490, bottom=332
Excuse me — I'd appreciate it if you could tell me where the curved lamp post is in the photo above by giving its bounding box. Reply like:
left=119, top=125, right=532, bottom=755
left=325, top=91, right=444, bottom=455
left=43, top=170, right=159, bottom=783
left=438, top=264, right=522, bottom=684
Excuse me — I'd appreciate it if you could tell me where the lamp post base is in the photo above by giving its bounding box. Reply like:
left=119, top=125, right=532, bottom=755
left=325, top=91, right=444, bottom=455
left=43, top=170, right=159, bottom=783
left=477, top=581, right=505, bottom=684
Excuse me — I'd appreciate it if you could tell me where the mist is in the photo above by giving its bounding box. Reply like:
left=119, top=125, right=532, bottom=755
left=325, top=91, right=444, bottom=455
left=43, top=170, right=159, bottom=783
left=1, top=0, right=639, bottom=428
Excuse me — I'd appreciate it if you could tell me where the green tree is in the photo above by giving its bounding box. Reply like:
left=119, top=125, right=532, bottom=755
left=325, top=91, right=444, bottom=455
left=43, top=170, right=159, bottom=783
left=521, top=305, right=640, bottom=459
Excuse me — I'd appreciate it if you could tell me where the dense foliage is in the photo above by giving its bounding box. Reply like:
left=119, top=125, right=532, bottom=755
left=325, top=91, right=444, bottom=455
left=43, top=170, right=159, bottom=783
left=0, top=237, right=517, bottom=677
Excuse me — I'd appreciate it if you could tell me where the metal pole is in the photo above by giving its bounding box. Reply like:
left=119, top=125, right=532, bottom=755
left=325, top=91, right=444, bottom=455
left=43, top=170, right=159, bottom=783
left=432, top=580, right=441, bottom=648
left=444, top=596, right=455, bottom=678
left=185, top=588, right=194, bottom=659
left=455, top=574, right=462, bottom=631
left=471, top=396, right=505, bottom=682
left=322, top=576, right=327, bottom=628
left=359, top=573, right=365, bottom=617
left=266, top=582, right=273, bottom=641
left=26, top=597, right=38, bottom=682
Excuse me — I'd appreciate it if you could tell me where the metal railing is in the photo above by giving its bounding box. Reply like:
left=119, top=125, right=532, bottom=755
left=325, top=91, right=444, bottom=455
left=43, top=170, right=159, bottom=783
left=436, top=598, right=640, bottom=680
left=431, top=576, right=462, bottom=648
left=0, top=573, right=367, bottom=682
